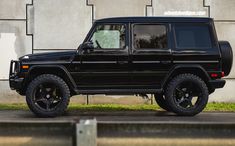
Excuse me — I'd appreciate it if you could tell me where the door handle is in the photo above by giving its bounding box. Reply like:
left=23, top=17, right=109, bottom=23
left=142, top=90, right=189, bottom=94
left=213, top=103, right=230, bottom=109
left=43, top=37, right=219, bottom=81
left=160, top=60, right=171, bottom=64
left=117, top=61, right=128, bottom=64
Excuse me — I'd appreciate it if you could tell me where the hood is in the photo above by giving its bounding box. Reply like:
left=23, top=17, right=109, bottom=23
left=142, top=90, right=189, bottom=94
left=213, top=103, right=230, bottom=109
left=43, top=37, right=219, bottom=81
left=19, top=50, right=77, bottom=62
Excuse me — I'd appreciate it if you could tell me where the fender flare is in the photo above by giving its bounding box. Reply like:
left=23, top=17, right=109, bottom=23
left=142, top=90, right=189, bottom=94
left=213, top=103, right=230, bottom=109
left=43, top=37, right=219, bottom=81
left=161, top=64, right=211, bottom=88
left=27, top=65, right=77, bottom=89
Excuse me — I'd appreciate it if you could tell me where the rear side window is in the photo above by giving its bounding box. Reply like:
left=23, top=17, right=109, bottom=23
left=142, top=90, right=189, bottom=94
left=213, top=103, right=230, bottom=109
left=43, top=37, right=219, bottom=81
left=133, top=24, right=167, bottom=49
left=174, top=24, right=212, bottom=49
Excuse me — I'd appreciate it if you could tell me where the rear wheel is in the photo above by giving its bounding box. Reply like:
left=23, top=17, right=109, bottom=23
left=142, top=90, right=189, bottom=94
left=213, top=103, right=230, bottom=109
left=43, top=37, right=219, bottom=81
left=154, top=93, right=171, bottom=111
left=26, top=74, right=70, bottom=117
left=165, top=74, right=208, bottom=116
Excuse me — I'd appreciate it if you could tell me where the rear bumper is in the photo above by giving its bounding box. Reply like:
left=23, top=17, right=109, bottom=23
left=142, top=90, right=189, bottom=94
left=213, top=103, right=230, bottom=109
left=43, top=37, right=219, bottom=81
left=209, top=79, right=226, bottom=89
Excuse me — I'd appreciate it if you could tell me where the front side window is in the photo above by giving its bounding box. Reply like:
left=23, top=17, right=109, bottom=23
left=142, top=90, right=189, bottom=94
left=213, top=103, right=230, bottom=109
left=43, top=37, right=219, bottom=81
left=90, top=24, right=126, bottom=49
left=133, top=24, right=167, bottom=49
left=174, top=24, right=212, bottom=49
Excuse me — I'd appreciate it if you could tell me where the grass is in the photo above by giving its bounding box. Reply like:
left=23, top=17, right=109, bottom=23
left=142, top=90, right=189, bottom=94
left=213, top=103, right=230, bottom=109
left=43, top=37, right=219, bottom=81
left=205, top=102, right=235, bottom=112
left=69, top=104, right=160, bottom=111
left=0, top=103, right=28, bottom=110
left=0, top=102, right=235, bottom=112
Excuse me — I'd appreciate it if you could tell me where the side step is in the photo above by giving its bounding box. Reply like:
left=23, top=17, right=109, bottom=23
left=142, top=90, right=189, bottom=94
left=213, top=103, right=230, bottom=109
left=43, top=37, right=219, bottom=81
left=75, top=88, right=162, bottom=95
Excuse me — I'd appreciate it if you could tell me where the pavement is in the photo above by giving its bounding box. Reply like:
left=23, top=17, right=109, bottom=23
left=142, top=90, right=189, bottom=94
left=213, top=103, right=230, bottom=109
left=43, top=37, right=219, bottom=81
left=0, top=110, right=235, bottom=123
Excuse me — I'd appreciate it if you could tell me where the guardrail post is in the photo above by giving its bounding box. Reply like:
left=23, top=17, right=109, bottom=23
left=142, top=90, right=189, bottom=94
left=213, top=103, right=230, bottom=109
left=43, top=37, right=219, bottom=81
left=87, top=95, right=89, bottom=105
left=76, top=119, right=97, bottom=146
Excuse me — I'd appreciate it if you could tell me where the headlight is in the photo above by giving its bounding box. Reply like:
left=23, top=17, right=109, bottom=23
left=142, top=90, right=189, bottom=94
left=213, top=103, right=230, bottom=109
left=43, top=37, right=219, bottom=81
left=23, top=55, right=29, bottom=59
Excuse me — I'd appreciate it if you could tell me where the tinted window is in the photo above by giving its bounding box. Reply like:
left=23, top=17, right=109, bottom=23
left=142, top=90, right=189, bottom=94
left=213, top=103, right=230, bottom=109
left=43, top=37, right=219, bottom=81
left=133, top=25, right=167, bottom=49
left=175, top=25, right=212, bottom=49
left=90, top=24, right=126, bottom=49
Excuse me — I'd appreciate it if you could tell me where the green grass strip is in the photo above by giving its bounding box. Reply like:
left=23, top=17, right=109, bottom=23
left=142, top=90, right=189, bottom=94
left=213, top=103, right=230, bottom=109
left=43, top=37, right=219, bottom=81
left=69, top=104, right=160, bottom=111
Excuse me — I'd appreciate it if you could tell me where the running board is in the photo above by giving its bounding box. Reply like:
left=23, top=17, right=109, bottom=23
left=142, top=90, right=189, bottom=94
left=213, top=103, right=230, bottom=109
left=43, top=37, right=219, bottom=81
left=75, top=89, right=162, bottom=95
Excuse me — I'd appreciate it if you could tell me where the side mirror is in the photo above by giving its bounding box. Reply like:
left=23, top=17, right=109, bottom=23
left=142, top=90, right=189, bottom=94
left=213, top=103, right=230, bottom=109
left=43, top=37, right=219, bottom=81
left=81, top=41, right=94, bottom=51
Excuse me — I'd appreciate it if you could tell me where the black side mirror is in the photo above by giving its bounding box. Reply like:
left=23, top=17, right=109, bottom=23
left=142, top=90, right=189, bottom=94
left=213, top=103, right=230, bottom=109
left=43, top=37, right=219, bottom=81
left=81, top=41, right=94, bottom=51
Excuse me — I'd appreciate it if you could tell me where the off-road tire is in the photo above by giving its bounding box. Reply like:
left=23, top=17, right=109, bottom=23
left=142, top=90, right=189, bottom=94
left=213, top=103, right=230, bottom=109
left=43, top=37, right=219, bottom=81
left=26, top=74, right=70, bottom=117
left=165, top=74, right=208, bottom=116
left=154, top=93, right=171, bottom=111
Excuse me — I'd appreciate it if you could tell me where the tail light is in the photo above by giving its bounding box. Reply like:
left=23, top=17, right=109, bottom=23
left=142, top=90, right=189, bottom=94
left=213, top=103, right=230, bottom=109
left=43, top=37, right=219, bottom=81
left=210, top=71, right=225, bottom=78
left=221, top=71, right=225, bottom=77
left=210, top=73, right=218, bottom=78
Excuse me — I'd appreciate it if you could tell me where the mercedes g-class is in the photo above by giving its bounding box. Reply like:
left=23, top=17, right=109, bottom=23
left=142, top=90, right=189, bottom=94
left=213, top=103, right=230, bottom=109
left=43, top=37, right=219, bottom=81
left=9, top=17, right=233, bottom=117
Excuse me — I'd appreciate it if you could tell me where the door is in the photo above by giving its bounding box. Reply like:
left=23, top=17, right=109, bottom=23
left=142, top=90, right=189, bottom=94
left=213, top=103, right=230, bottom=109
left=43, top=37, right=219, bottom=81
left=77, top=23, right=129, bottom=88
left=130, top=23, right=172, bottom=88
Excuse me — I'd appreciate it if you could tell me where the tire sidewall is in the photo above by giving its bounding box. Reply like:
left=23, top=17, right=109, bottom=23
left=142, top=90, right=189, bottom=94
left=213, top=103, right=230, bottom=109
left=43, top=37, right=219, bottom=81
left=26, top=74, right=70, bottom=117
left=154, top=93, right=172, bottom=112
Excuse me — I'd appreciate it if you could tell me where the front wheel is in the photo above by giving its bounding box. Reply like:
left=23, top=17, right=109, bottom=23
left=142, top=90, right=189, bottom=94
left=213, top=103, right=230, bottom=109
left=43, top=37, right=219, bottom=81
left=165, top=74, right=209, bottom=116
left=26, top=74, right=70, bottom=117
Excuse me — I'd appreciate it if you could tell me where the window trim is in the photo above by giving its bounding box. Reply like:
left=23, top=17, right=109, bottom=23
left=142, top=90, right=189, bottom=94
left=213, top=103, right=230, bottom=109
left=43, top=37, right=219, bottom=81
left=132, top=23, right=169, bottom=50
left=173, top=23, right=215, bottom=50
left=86, top=23, right=128, bottom=50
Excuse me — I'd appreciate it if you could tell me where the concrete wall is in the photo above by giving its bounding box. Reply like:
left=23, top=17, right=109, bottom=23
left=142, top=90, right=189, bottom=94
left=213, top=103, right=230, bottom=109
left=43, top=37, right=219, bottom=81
left=32, top=0, right=92, bottom=50
left=88, top=0, right=151, bottom=19
left=0, top=21, right=32, bottom=79
left=0, top=0, right=32, bottom=79
left=151, top=0, right=208, bottom=17
left=0, top=0, right=235, bottom=102
left=206, top=0, right=235, bottom=20
left=0, top=0, right=30, bottom=19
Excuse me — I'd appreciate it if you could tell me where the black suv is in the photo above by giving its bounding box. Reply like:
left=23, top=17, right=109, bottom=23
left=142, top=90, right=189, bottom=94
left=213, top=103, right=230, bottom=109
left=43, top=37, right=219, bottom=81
left=9, top=17, right=233, bottom=117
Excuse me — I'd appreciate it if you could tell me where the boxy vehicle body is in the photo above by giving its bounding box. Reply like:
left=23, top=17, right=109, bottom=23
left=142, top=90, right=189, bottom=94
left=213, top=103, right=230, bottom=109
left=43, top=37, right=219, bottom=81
left=9, top=17, right=233, bottom=117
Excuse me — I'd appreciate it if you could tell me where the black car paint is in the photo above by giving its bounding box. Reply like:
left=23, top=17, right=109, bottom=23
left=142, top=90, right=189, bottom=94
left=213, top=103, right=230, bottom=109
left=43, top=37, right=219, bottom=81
left=20, top=50, right=76, bottom=63
left=9, top=17, right=226, bottom=95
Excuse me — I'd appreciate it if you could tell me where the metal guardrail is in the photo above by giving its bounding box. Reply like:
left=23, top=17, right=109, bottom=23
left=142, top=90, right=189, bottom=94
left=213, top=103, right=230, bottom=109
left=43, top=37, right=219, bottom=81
left=1, top=119, right=235, bottom=146
left=98, top=121, right=235, bottom=138
left=0, top=120, right=97, bottom=146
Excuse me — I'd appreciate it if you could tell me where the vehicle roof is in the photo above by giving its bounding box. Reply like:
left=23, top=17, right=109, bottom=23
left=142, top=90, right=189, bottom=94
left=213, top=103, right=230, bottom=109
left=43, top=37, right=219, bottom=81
left=95, top=17, right=213, bottom=23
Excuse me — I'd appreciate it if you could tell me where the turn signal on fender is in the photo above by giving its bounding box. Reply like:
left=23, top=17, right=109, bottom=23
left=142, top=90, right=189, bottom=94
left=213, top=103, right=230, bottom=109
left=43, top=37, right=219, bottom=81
left=22, top=65, right=29, bottom=69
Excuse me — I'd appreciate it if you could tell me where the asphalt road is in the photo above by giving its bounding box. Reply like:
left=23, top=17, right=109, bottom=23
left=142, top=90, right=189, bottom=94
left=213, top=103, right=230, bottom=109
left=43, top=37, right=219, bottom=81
left=0, top=110, right=235, bottom=123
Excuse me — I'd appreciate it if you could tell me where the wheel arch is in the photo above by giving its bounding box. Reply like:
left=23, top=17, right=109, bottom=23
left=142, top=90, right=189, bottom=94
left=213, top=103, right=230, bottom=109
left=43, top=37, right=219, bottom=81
left=162, top=64, right=214, bottom=93
left=24, top=65, right=77, bottom=95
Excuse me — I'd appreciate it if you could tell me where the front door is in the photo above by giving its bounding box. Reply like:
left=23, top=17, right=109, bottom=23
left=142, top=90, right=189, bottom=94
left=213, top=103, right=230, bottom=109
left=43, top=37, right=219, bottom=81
left=77, top=23, right=129, bottom=88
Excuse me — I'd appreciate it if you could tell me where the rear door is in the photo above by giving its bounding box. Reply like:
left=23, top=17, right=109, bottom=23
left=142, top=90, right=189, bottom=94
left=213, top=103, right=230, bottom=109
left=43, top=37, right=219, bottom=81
left=130, top=23, right=172, bottom=88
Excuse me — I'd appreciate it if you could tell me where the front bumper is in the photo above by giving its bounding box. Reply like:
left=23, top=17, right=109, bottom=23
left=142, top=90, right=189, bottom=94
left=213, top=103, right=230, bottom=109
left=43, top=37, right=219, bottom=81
left=9, top=60, right=23, bottom=91
left=209, top=79, right=226, bottom=89
left=9, top=78, right=24, bottom=90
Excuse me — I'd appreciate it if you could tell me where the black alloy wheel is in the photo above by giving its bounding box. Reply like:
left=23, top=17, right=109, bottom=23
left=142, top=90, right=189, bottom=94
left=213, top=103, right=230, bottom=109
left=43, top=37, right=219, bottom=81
left=33, top=82, right=63, bottom=112
left=174, top=81, right=201, bottom=109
